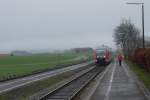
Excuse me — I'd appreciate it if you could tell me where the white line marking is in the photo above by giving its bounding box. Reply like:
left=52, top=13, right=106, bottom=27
left=85, top=63, right=114, bottom=100
left=85, top=63, right=113, bottom=100
left=104, top=61, right=116, bottom=100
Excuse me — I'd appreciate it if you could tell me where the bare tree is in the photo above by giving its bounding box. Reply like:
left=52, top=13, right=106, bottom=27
left=114, top=19, right=140, bottom=57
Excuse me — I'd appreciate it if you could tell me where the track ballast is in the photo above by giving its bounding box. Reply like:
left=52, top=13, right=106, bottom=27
left=39, top=66, right=105, bottom=100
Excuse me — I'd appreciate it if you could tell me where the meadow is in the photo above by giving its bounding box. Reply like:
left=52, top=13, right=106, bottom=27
left=0, top=52, right=92, bottom=80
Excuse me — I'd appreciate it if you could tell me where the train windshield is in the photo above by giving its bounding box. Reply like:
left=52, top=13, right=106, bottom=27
left=96, top=49, right=105, bottom=55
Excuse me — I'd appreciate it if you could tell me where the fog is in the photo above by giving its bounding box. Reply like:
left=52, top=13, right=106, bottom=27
left=0, top=0, right=149, bottom=53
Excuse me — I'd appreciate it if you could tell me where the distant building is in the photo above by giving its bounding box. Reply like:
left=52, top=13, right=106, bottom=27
left=96, top=45, right=112, bottom=51
left=71, top=47, right=93, bottom=53
left=11, top=51, right=32, bottom=56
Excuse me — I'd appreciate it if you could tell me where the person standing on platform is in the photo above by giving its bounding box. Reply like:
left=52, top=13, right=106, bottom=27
left=117, top=53, right=123, bottom=66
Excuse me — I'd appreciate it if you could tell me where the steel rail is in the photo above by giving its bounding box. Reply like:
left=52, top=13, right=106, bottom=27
left=39, top=66, right=105, bottom=100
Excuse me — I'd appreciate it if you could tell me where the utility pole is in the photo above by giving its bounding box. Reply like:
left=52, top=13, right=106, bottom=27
left=127, top=3, right=145, bottom=48
left=142, top=4, right=145, bottom=48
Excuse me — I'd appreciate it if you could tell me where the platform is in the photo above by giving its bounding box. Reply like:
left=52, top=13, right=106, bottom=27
left=90, top=61, right=149, bottom=100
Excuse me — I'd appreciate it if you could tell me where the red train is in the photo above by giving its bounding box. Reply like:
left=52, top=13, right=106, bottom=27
left=94, top=46, right=112, bottom=65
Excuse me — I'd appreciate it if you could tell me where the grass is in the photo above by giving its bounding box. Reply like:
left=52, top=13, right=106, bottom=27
left=126, top=60, right=150, bottom=90
left=0, top=52, right=93, bottom=80
left=0, top=63, right=89, bottom=100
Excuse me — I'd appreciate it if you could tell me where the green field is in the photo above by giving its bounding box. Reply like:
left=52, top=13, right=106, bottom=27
left=0, top=52, right=92, bottom=80
left=0, top=62, right=90, bottom=100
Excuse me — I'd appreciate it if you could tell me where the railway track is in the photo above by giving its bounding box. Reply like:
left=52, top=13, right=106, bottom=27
left=39, top=66, right=105, bottom=100
left=0, top=61, right=94, bottom=94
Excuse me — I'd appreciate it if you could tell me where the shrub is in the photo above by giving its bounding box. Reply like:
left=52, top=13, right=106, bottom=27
left=133, top=48, right=146, bottom=67
left=145, top=49, right=150, bottom=71
left=131, top=48, right=150, bottom=72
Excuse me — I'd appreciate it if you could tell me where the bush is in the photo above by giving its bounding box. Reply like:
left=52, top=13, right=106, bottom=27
left=145, top=49, right=150, bottom=71
left=133, top=48, right=146, bottom=66
left=131, top=48, right=150, bottom=72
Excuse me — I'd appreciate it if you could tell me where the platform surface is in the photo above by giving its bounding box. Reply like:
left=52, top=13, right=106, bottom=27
left=90, top=61, right=148, bottom=100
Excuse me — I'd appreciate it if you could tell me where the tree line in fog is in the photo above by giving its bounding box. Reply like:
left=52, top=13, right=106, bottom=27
left=113, top=19, right=150, bottom=57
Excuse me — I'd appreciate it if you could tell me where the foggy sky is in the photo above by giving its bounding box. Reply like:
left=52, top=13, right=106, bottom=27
left=0, top=0, right=149, bottom=53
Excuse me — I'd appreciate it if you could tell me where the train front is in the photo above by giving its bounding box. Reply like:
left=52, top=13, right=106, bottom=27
left=94, top=49, right=107, bottom=65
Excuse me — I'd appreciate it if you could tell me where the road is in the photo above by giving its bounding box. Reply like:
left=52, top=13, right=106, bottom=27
left=90, top=61, right=149, bottom=100
left=0, top=61, right=93, bottom=94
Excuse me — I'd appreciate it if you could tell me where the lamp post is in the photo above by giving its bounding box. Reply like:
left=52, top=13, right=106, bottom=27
left=127, top=3, right=145, bottom=48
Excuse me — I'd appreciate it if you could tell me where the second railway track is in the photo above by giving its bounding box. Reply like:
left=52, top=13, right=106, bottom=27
left=39, top=65, right=105, bottom=100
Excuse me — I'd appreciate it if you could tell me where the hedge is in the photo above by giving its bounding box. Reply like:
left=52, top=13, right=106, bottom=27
left=130, top=48, right=150, bottom=72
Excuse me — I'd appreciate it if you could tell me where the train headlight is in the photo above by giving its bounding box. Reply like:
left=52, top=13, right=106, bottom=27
left=97, top=56, right=100, bottom=58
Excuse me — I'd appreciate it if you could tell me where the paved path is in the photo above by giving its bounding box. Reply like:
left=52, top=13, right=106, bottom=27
left=90, top=61, right=148, bottom=100
left=0, top=61, right=93, bottom=94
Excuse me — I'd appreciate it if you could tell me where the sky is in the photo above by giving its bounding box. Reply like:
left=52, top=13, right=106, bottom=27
left=0, top=0, right=149, bottom=53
